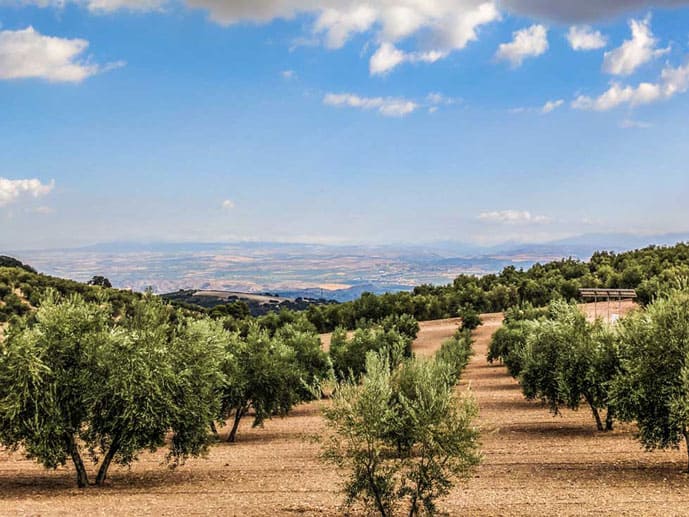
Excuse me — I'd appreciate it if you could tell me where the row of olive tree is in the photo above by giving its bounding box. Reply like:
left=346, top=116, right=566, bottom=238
left=489, top=288, right=689, bottom=471
left=321, top=326, right=480, bottom=516
left=488, top=301, right=618, bottom=431
left=0, top=291, right=332, bottom=487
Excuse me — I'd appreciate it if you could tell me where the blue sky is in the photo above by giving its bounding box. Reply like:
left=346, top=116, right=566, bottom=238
left=1, top=0, right=689, bottom=250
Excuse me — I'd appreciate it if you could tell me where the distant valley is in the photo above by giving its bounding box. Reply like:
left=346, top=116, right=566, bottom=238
left=7, top=232, right=689, bottom=302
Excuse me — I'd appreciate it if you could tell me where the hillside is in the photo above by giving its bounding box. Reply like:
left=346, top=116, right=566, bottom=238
left=3, top=241, right=689, bottom=331
left=160, top=289, right=335, bottom=317
left=0, top=259, right=145, bottom=326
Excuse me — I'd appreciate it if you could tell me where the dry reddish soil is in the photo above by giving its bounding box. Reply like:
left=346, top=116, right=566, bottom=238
left=3, top=302, right=689, bottom=516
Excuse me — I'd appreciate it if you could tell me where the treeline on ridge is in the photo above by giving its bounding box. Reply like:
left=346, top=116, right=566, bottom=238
left=4, top=242, right=689, bottom=334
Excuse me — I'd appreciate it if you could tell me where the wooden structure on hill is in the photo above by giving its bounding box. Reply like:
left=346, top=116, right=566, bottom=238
left=579, top=288, right=637, bottom=320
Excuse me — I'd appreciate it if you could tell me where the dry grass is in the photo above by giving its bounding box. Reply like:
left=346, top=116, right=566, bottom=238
left=2, top=302, right=689, bottom=515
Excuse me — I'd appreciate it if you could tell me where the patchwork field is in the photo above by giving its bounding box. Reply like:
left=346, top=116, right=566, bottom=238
left=2, top=303, right=689, bottom=516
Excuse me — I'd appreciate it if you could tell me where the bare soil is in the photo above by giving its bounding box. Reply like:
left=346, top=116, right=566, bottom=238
left=3, top=302, right=689, bottom=516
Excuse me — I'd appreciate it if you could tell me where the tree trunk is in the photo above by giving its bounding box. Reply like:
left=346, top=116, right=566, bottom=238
left=210, top=421, right=219, bottom=437
left=605, top=406, right=615, bottom=432
left=68, top=437, right=89, bottom=488
left=95, top=439, right=120, bottom=486
left=683, top=427, right=689, bottom=474
left=366, top=461, right=389, bottom=517
left=586, top=397, right=604, bottom=431
left=228, top=406, right=245, bottom=443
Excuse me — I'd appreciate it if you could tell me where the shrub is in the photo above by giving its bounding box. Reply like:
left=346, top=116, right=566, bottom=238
left=322, top=351, right=480, bottom=516
left=436, top=329, right=474, bottom=382
left=458, top=306, right=482, bottom=330
left=330, top=326, right=412, bottom=382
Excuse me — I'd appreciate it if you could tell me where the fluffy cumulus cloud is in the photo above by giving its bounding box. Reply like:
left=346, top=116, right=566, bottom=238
left=495, top=24, right=548, bottom=67
left=323, top=92, right=418, bottom=117
left=603, top=17, right=668, bottom=76
left=567, top=25, right=607, bottom=51
left=573, top=60, right=689, bottom=110
left=501, top=0, right=689, bottom=23
left=181, top=1, right=502, bottom=74
left=0, top=26, right=120, bottom=82
left=478, top=210, right=549, bottom=224
left=22, top=0, right=689, bottom=23
left=221, top=199, right=236, bottom=210
left=0, top=177, right=54, bottom=206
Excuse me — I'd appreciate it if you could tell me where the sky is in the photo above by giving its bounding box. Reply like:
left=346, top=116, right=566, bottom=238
left=1, top=0, right=689, bottom=250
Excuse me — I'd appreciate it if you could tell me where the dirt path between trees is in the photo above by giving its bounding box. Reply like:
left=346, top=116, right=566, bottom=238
left=2, top=304, right=689, bottom=515
left=444, top=306, right=689, bottom=516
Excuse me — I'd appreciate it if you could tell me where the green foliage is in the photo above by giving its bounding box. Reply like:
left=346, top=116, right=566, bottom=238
left=491, top=301, right=620, bottom=431
left=0, top=264, right=150, bottom=324
left=612, top=286, right=689, bottom=470
left=329, top=326, right=413, bottom=382
left=0, top=292, right=225, bottom=487
left=503, top=303, right=548, bottom=325
left=322, top=349, right=480, bottom=516
left=458, top=306, right=482, bottom=330
left=436, top=329, right=474, bottom=383
left=87, top=276, right=112, bottom=288
left=379, top=313, right=421, bottom=341
left=487, top=321, right=534, bottom=378
left=275, top=323, right=333, bottom=400
left=0, top=256, right=35, bottom=273
left=219, top=325, right=309, bottom=442
left=306, top=243, right=689, bottom=334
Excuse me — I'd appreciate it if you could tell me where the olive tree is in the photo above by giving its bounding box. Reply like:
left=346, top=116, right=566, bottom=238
left=220, top=325, right=304, bottom=442
left=0, top=292, right=226, bottom=487
left=330, top=326, right=412, bottom=382
left=612, top=287, right=689, bottom=471
left=322, top=351, right=480, bottom=516
left=518, top=301, right=618, bottom=431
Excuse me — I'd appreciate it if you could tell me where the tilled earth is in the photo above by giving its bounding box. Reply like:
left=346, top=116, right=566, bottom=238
left=3, top=303, right=689, bottom=516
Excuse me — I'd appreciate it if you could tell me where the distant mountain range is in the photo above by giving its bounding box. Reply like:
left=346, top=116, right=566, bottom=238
left=44, top=231, right=689, bottom=259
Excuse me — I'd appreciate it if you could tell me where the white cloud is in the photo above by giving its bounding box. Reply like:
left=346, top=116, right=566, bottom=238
left=478, top=210, right=550, bottom=224
left=0, top=178, right=54, bottom=207
left=14, top=0, right=166, bottom=11
left=221, top=199, right=236, bottom=210
left=495, top=24, right=548, bottom=68
left=603, top=17, right=669, bottom=76
left=510, top=98, right=564, bottom=114
left=25, top=0, right=689, bottom=25
left=0, top=26, right=118, bottom=82
left=18, top=1, right=500, bottom=74
left=187, top=1, right=500, bottom=73
left=281, top=69, right=296, bottom=79
left=426, top=92, right=460, bottom=105
left=324, top=92, right=418, bottom=117
left=541, top=99, right=564, bottom=113
left=572, top=59, right=689, bottom=110
left=567, top=25, right=607, bottom=51
left=84, top=0, right=165, bottom=11
left=369, top=42, right=446, bottom=75
left=619, top=118, right=653, bottom=128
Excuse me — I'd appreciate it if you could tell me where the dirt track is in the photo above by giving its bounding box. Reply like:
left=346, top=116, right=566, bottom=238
left=3, top=304, right=689, bottom=515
